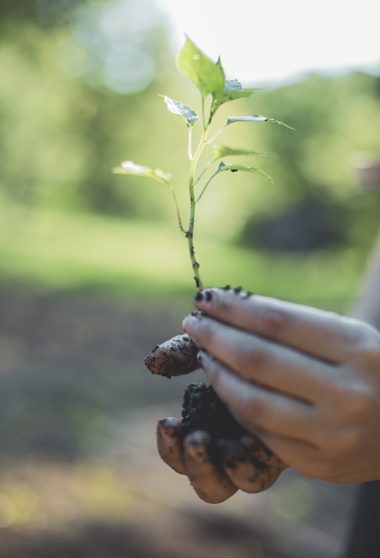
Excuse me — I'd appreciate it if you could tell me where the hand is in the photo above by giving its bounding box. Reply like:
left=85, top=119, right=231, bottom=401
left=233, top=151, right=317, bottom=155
left=182, top=287, right=380, bottom=484
left=156, top=417, right=284, bottom=503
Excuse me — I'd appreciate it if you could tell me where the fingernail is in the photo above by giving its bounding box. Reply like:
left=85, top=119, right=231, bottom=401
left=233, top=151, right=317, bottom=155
left=194, top=290, right=204, bottom=301
left=158, top=417, right=179, bottom=432
left=183, top=310, right=205, bottom=331
left=188, top=430, right=209, bottom=445
left=222, top=284, right=231, bottom=291
left=233, top=286, right=243, bottom=294
left=243, top=291, right=254, bottom=299
left=186, top=431, right=210, bottom=461
left=183, top=314, right=198, bottom=331
left=190, top=311, right=204, bottom=318
left=204, top=290, right=213, bottom=302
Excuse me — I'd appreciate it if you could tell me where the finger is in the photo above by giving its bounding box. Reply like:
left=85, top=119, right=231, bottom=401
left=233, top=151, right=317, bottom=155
left=185, top=313, right=335, bottom=402
left=224, top=461, right=281, bottom=493
left=239, top=434, right=286, bottom=470
left=220, top=437, right=285, bottom=493
left=157, top=418, right=186, bottom=474
left=192, top=287, right=363, bottom=362
left=258, top=431, right=322, bottom=479
left=202, top=353, right=320, bottom=444
left=183, top=431, right=238, bottom=504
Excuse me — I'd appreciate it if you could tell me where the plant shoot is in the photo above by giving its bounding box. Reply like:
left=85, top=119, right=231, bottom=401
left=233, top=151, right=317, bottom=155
left=113, top=37, right=293, bottom=289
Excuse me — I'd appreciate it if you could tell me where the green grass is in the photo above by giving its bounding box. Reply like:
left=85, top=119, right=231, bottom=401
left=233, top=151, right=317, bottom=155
left=0, top=204, right=365, bottom=311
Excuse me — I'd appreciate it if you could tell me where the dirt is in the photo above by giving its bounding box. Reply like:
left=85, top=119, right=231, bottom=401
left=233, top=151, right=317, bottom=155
left=145, top=334, right=198, bottom=377
left=180, top=382, right=286, bottom=496
left=181, top=383, right=245, bottom=442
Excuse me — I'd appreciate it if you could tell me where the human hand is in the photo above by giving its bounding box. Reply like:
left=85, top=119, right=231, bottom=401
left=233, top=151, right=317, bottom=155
left=157, top=412, right=285, bottom=504
left=182, top=287, right=380, bottom=484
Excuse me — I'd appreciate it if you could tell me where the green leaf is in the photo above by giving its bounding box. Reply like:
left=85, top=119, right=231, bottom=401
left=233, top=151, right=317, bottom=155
left=225, top=79, right=242, bottom=92
left=213, top=145, right=273, bottom=159
left=162, top=95, right=199, bottom=127
left=216, top=160, right=273, bottom=182
left=177, top=36, right=224, bottom=99
left=227, top=114, right=295, bottom=130
left=112, top=161, right=171, bottom=185
left=215, top=56, right=225, bottom=78
left=214, top=79, right=255, bottom=107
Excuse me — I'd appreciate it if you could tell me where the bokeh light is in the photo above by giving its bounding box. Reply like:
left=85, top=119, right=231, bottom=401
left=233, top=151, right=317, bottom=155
left=70, top=0, right=165, bottom=93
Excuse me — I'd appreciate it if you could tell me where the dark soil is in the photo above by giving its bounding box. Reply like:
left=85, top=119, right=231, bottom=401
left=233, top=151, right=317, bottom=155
left=145, top=334, right=198, bottom=377
left=180, top=383, right=285, bottom=477
left=181, top=383, right=245, bottom=440
left=180, top=383, right=246, bottom=464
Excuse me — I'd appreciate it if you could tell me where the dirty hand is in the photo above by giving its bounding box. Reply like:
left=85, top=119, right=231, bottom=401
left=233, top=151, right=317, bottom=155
left=181, top=287, right=380, bottom=484
left=157, top=409, right=285, bottom=504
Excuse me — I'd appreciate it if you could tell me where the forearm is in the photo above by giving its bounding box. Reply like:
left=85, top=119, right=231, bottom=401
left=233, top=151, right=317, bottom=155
left=350, top=231, right=380, bottom=329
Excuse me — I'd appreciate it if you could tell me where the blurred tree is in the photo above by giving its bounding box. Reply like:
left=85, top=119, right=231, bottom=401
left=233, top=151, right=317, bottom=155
left=0, top=0, right=173, bottom=214
left=0, top=0, right=83, bottom=26
left=236, top=72, right=380, bottom=251
left=0, top=0, right=379, bottom=244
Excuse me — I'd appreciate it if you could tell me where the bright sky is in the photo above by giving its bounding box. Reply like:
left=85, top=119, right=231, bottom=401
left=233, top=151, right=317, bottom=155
left=158, top=0, right=380, bottom=86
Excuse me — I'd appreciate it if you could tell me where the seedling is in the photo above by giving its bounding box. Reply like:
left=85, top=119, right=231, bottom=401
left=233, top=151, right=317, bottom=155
left=113, top=39, right=293, bottom=498
left=113, top=36, right=293, bottom=290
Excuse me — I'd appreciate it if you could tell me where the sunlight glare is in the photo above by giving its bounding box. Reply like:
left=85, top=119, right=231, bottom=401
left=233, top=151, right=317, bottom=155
left=158, top=0, right=380, bottom=85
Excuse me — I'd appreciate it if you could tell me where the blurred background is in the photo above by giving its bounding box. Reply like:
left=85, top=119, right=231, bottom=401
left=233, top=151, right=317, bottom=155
left=0, top=0, right=379, bottom=556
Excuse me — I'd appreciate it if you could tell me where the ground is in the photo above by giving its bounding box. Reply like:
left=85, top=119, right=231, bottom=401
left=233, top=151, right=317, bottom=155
left=0, top=285, right=356, bottom=557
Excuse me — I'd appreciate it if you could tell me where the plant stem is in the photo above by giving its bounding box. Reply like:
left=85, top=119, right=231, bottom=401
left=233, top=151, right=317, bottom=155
left=193, top=157, right=217, bottom=186
left=168, top=185, right=185, bottom=233
left=206, top=125, right=226, bottom=145
left=187, top=127, right=193, bottom=160
left=201, top=97, right=206, bottom=130
left=196, top=168, right=220, bottom=203
left=185, top=126, right=209, bottom=289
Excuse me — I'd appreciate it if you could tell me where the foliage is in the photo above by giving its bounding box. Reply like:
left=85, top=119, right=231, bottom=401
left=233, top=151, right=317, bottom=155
left=114, top=37, right=291, bottom=288
left=0, top=0, right=168, bottom=213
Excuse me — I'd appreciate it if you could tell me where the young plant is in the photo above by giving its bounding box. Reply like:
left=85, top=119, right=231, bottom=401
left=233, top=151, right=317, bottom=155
left=113, top=36, right=293, bottom=290
left=113, top=39, right=293, bottom=499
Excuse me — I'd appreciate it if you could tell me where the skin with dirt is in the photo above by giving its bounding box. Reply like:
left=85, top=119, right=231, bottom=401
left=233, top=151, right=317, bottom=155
left=180, top=383, right=286, bottom=492
left=145, top=332, right=286, bottom=492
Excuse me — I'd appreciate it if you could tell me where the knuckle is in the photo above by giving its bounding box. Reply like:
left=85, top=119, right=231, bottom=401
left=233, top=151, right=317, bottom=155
left=235, top=344, right=268, bottom=375
left=248, top=348, right=269, bottom=372
left=344, top=384, right=376, bottom=421
left=244, top=397, right=267, bottom=426
left=215, top=294, right=232, bottom=317
left=337, top=428, right=360, bottom=454
left=327, top=369, right=376, bottom=422
left=258, top=306, right=291, bottom=338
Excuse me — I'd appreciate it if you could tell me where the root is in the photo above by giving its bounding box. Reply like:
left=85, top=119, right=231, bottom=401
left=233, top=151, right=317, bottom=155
left=145, top=334, right=199, bottom=378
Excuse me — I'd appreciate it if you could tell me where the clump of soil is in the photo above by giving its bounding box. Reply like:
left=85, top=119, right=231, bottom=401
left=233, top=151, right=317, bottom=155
left=180, top=383, right=285, bottom=475
left=180, top=383, right=245, bottom=447
left=145, top=334, right=198, bottom=377
left=145, top=291, right=286, bottom=492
